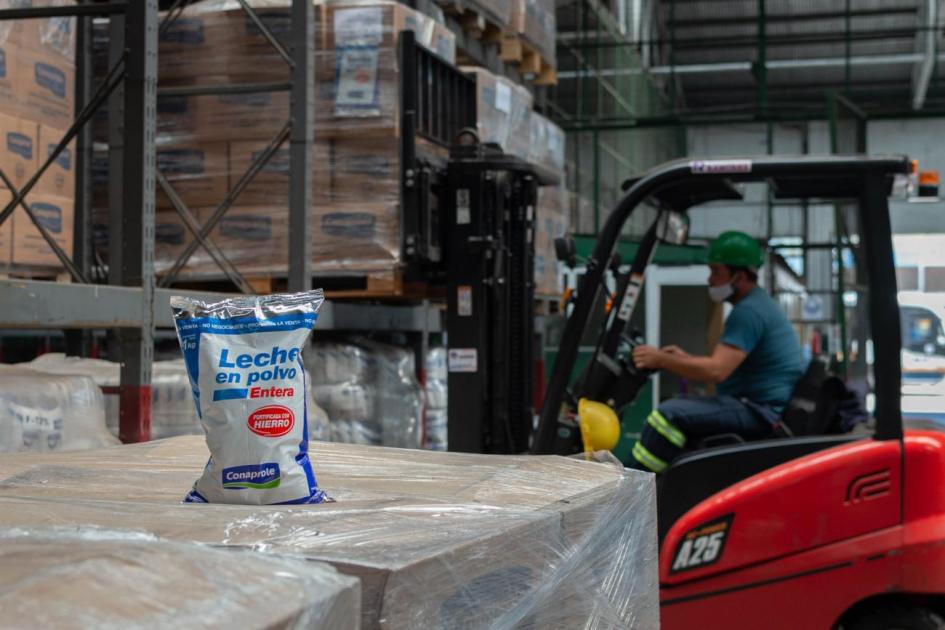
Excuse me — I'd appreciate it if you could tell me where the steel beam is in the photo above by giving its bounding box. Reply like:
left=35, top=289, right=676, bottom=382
left=157, top=82, right=291, bottom=97
left=665, top=7, right=917, bottom=28
left=0, top=3, right=127, bottom=19
left=117, top=0, right=158, bottom=444
left=558, top=53, right=945, bottom=79
left=288, top=0, right=313, bottom=293
left=0, top=280, right=442, bottom=332
left=912, top=0, right=942, bottom=110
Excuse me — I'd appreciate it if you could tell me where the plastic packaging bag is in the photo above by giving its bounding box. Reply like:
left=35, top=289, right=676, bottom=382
left=171, top=289, right=328, bottom=505
left=0, top=365, right=117, bottom=453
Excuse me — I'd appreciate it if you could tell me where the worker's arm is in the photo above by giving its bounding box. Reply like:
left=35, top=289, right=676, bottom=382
left=632, top=343, right=747, bottom=384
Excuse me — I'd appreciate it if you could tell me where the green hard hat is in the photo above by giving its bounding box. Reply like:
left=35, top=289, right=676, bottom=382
left=708, top=231, right=765, bottom=270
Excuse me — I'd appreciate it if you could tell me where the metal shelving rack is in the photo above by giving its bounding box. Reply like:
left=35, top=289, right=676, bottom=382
left=0, top=0, right=442, bottom=444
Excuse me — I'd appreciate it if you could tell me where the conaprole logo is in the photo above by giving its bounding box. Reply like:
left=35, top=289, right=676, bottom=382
left=49, top=144, right=71, bottom=170
left=35, top=62, right=66, bottom=99
left=671, top=513, right=734, bottom=573
left=222, top=463, right=281, bottom=490
left=31, top=202, right=62, bottom=233
left=247, top=405, right=294, bottom=437
left=7, top=132, right=32, bottom=159
left=321, top=212, right=376, bottom=238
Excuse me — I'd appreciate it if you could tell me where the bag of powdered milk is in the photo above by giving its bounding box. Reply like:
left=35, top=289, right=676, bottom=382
left=171, top=290, right=327, bottom=505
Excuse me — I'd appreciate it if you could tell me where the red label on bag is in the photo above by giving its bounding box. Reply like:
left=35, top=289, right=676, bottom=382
left=247, top=405, right=294, bottom=437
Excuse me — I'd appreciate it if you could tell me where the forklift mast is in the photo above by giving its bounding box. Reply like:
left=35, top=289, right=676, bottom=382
left=442, top=140, right=556, bottom=454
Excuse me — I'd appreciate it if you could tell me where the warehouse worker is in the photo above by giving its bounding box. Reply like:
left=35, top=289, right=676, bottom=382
left=627, top=231, right=803, bottom=474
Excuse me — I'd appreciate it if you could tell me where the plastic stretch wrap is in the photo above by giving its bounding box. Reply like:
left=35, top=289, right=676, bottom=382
left=570, top=191, right=596, bottom=234
left=535, top=185, right=568, bottom=297
left=0, top=528, right=361, bottom=629
left=0, top=436, right=660, bottom=629
left=361, top=340, right=423, bottom=449
left=424, top=347, right=448, bottom=450
left=92, top=0, right=454, bottom=278
left=0, top=1, right=76, bottom=272
left=317, top=1, right=456, bottom=136
left=463, top=66, right=533, bottom=161
left=528, top=112, right=566, bottom=175
left=0, top=365, right=116, bottom=453
left=306, top=340, right=422, bottom=448
left=509, top=0, right=556, bottom=64
left=24, top=353, right=329, bottom=441
left=439, top=0, right=511, bottom=29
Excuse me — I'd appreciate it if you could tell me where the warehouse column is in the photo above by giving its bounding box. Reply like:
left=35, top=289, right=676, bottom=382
left=117, top=0, right=157, bottom=443
left=288, top=0, right=314, bottom=293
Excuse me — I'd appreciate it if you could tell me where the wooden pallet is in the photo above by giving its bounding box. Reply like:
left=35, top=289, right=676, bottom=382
left=500, top=35, right=557, bottom=86
left=0, top=268, right=71, bottom=283
left=439, top=0, right=505, bottom=43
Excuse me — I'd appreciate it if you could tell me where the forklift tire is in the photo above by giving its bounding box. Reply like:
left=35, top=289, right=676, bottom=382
left=843, top=604, right=945, bottom=630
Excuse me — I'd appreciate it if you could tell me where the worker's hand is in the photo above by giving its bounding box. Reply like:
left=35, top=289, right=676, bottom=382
left=632, top=345, right=665, bottom=370
left=661, top=345, right=690, bottom=357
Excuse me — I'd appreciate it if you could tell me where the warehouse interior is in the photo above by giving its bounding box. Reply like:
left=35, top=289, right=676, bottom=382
left=2, top=1, right=945, bottom=628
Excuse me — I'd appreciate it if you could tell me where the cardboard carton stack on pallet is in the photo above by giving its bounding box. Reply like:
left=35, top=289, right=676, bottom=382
left=504, top=0, right=557, bottom=85
left=530, top=112, right=567, bottom=297
left=0, top=436, right=659, bottom=628
left=133, top=0, right=456, bottom=282
left=0, top=5, right=76, bottom=273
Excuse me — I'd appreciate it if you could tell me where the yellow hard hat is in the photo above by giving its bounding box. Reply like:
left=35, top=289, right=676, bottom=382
left=577, top=398, right=621, bottom=454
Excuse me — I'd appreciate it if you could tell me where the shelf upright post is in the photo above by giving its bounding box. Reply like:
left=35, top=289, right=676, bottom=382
left=288, top=0, right=314, bottom=293
left=117, top=0, right=158, bottom=443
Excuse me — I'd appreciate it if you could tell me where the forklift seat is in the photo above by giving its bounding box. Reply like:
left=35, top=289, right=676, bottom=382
left=692, top=355, right=849, bottom=450
left=776, top=355, right=848, bottom=437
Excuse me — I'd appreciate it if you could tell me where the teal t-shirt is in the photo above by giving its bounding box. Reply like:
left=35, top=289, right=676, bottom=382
left=717, top=287, right=803, bottom=409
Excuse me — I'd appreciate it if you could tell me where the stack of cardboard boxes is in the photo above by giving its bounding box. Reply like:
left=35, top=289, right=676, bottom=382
left=464, top=64, right=565, bottom=297
left=529, top=112, right=567, bottom=297
left=0, top=6, right=76, bottom=272
left=143, top=0, right=456, bottom=279
left=509, top=0, right=556, bottom=65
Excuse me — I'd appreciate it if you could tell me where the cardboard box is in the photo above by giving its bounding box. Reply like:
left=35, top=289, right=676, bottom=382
left=464, top=66, right=533, bottom=160
left=159, top=3, right=294, bottom=85
left=327, top=135, right=400, bottom=203
left=158, top=91, right=289, bottom=144
left=314, top=201, right=400, bottom=270
left=0, top=436, right=659, bottom=629
left=1, top=531, right=361, bottom=628
left=153, top=209, right=196, bottom=276
left=15, top=49, right=75, bottom=129
left=323, top=2, right=455, bottom=59
left=198, top=205, right=288, bottom=277
left=228, top=138, right=332, bottom=206
left=0, top=43, right=21, bottom=114
left=315, top=2, right=456, bottom=138
left=0, top=112, right=38, bottom=190
left=155, top=142, right=229, bottom=210
left=510, top=0, right=556, bottom=62
left=9, top=2, right=76, bottom=63
left=36, top=124, right=74, bottom=197
left=12, top=192, right=73, bottom=267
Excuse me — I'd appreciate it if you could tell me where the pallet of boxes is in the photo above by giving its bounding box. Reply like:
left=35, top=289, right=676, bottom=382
left=0, top=9, right=76, bottom=279
left=462, top=64, right=567, bottom=299
left=503, top=0, right=557, bottom=85
left=133, top=0, right=454, bottom=296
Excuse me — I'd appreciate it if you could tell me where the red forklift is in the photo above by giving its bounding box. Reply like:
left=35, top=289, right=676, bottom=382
left=532, top=155, right=945, bottom=629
